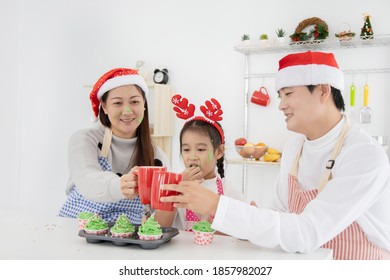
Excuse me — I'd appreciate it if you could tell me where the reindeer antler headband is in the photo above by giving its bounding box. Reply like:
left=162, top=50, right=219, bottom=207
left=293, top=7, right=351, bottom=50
left=171, top=94, right=224, bottom=143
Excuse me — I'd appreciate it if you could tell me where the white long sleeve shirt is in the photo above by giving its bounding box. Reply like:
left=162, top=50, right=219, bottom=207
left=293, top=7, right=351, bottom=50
left=66, top=124, right=170, bottom=203
left=212, top=117, right=390, bottom=253
left=173, top=176, right=246, bottom=230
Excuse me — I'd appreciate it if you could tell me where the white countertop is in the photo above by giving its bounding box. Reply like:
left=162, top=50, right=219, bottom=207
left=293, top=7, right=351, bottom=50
left=0, top=216, right=332, bottom=260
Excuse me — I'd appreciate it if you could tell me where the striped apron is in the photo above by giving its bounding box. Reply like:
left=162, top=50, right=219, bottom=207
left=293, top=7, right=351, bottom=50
left=185, top=177, right=224, bottom=231
left=288, top=120, right=389, bottom=259
left=58, top=128, right=144, bottom=224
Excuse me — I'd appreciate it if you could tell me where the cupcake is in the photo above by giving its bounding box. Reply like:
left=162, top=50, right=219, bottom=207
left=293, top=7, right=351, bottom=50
left=110, top=214, right=135, bottom=238
left=84, top=214, right=109, bottom=235
left=192, top=220, right=216, bottom=245
left=77, top=211, right=94, bottom=230
left=137, top=216, right=163, bottom=241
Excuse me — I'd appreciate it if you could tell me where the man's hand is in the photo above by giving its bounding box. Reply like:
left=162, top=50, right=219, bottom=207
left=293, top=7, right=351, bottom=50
left=160, top=180, right=220, bottom=215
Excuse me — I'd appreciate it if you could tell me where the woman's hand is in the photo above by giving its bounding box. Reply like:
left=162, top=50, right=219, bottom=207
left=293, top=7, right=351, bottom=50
left=160, top=180, right=220, bottom=216
left=180, top=166, right=203, bottom=181
left=120, top=166, right=139, bottom=200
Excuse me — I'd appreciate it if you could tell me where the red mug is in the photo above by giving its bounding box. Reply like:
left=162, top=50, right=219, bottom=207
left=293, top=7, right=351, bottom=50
left=251, top=86, right=270, bottom=107
left=138, top=166, right=167, bottom=204
left=151, top=171, right=182, bottom=211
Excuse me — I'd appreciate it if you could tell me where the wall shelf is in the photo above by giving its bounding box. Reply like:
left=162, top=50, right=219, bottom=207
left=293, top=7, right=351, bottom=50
left=226, top=158, right=280, bottom=167
left=234, top=34, right=390, bottom=55
left=245, top=68, right=390, bottom=80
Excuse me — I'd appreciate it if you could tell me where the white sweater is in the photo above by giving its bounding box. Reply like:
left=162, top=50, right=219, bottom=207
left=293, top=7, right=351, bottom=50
left=212, top=117, right=390, bottom=253
left=65, top=124, right=170, bottom=203
left=173, top=176, right=246, bottom=230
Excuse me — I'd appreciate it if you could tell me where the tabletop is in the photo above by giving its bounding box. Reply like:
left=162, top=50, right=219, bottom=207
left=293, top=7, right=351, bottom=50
left=0, top=216, right=332, bottom=260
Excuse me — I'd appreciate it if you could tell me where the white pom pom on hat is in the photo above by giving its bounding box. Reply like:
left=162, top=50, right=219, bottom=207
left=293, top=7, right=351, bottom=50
left=89, top=68, right=148, bottom=121
left=275, top=51, right=344, bottom=92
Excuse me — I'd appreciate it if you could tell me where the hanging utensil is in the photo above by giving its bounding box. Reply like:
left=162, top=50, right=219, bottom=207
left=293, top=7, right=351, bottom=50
left=360, top=77, right=371, bottom=123
left=349, top=82, right=358, bottom=122
left=350, top=84, right=355, bottom=107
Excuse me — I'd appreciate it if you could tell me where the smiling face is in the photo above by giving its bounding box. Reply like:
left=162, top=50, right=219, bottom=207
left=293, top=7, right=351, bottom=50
left=278, top=86, right=322, bottom=137
left=278, top=84, right=341, bottom=140
left=181, top=130, right=224, bottom=180
left=101, top=85, right=145, bottom=139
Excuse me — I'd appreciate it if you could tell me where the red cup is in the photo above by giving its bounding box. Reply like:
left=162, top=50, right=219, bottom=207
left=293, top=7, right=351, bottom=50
left=251, top=86, right=270, bottom=107
left=138, top=166, right=167, bottom=204
left=151, top=171, right=182, bottom=211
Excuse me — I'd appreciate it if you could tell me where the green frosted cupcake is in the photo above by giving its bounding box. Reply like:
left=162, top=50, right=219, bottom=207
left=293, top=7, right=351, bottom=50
left=192, top=220, right=214, bottom=232
left=137, top=216, right=163, bottom=241
left=192, top=220, right=215, bottom=245
left=77, top=212, right=94, bottom=230
left=84, top=214, right=109, bottom=235
left=110, top=214, right=135, bottom=238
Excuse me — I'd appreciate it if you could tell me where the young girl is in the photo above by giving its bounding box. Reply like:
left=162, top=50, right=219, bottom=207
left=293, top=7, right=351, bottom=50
left=170, top=95, right=246, bottom=231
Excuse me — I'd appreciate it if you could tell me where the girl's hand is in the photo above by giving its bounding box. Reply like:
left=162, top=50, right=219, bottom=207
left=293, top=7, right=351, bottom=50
left=180, top=166, right=203, bottom=181
left=120, top=166, right=139, bottom=199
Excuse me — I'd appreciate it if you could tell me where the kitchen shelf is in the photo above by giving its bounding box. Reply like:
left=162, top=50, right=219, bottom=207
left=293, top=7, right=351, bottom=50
left=246, top=68, right=390, bottom=79
left=226, top=158, right=280, bottom=167
left=234, top=34, right=390, bottom=55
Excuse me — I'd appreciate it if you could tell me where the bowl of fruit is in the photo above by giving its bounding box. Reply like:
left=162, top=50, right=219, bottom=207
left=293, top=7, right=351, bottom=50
left=235, top=138, right=268, bottom=160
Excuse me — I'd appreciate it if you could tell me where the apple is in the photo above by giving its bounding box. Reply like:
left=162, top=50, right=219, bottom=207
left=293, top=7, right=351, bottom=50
left=235, top=137, right=247, bottom=146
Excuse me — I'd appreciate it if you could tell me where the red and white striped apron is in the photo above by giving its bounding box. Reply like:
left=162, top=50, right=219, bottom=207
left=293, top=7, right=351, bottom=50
left=288, top=120, right=390, bottom=260
left=185, top=177, right=224, bottom=231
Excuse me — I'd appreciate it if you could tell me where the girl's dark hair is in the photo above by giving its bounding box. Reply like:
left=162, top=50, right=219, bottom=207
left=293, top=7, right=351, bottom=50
left=307, top=85, right=345, bottom=111
left=99, top=85, right=155, bottom=168
left=179, top=120, right=225, bottom=178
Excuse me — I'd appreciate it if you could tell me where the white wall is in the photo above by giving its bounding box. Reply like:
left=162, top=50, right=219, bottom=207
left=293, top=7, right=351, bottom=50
left=2, top=0, right=389, bottom=217
left=0, top=1, right=20, bottom=216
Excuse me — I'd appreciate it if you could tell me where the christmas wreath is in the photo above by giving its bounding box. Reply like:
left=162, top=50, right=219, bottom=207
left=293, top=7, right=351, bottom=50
left=290, top=17, right=329, bottom=43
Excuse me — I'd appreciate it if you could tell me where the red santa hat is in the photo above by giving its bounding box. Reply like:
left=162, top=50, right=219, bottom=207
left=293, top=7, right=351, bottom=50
left=89, top=68, right=148, bottom=120
left=275, top=51, right=344, bottom=92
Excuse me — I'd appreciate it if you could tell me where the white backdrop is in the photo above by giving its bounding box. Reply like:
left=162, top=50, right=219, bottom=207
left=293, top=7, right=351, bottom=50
left=1, top=0, right=389, bottom=218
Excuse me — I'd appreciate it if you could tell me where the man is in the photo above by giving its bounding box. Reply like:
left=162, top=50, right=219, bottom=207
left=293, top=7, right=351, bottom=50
left=161, top=51, right=390, bottom=259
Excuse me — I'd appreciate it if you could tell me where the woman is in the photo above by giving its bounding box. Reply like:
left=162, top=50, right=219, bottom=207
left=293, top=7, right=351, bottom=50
left=59, top=68, right=170, bottom=224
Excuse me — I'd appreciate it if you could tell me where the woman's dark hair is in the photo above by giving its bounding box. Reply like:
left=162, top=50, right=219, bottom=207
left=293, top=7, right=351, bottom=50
left=99, top=85, right=155, bottom=168
left=307, top=85, right=345, bottom=111
left=179, top=120, right=225, bottom=178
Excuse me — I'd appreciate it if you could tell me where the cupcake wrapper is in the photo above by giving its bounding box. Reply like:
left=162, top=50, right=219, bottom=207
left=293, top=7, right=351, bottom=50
left=78, top=219, right=88, bottom=230
left=110, top=231, right=134, bottom=238
left=84, top=228, right=109, bottom=235
left=138, top=233, right=163, bottom=241
left=193, top=230, right=215, bottom=245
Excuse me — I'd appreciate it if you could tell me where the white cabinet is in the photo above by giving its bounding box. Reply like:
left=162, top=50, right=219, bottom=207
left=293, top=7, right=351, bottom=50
left=149, top=84, right=174, bottom=163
